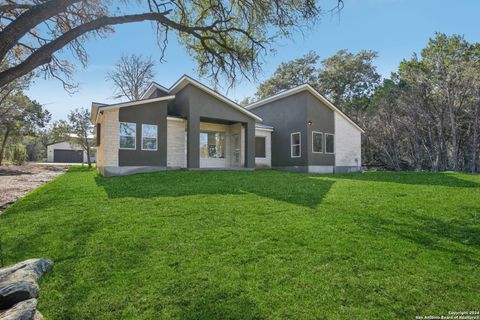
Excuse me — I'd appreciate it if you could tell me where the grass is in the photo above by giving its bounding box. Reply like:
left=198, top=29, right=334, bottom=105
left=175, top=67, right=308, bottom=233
left=0, top=168, right=479, bottom=319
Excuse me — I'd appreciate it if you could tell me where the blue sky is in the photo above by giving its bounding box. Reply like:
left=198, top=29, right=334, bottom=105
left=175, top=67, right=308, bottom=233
left=26, top=0, right=480, bottom=121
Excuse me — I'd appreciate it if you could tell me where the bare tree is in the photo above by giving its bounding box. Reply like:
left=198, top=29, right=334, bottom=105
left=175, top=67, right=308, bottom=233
left=363, top=34, right=480, bottom=172
left=107, top=54, right=156, bottom=101
left=0, top=1, right=342, bottom=90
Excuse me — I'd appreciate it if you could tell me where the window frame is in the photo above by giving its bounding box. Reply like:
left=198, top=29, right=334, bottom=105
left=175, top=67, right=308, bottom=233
left=325, top=133, right=335, bottom=154
left=119, top=122, right=137, bottom=150
left=141, top=124, right=158, bottom=151
left=312, top=131, right=323, bottom=154
left=255, top=136, right=266, bottom=158
left=290, top=132, right=301, bottom=158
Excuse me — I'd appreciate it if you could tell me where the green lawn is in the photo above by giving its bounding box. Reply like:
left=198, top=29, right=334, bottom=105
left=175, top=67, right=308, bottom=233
left=1, top=168, right=479, bottom=319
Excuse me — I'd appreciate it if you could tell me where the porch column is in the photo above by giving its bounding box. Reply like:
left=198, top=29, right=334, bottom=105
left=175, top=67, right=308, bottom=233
left=187, top=114, right=200, bottom=168
left=244, top=121, right=255, bottom=169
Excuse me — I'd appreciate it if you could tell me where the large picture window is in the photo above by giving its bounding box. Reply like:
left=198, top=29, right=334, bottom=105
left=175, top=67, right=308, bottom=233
left=200, top=132, right=225, bottom=158
left=312, top=131, right=323, bottom=153
left=291, top=132, right=301, bottom=158
left=255, top=136, right=266, bottom=158
left=142, top=124, right=158, bottom=151
left=119, top=122, right=136, bottom=149
left=325, top=133, right=335, bottom=154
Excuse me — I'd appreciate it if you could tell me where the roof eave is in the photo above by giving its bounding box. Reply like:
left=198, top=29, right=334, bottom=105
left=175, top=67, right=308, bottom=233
left=246, top=85, right=365, bottom=134
left=140, top=82, right=170, bottom=100
left=93, top=95, right=176, bottom=123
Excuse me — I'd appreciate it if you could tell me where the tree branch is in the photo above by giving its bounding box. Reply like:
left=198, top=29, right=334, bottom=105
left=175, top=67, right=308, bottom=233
left=0, top=10, right=265, bottom=87
left=0, top=4, right=33, bottom=13
left=0, top=0, right=82, bottom=62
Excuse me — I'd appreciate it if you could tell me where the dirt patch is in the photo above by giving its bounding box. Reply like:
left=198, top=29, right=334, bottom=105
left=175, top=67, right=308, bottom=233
left=0, top=163, right=69, bottom=212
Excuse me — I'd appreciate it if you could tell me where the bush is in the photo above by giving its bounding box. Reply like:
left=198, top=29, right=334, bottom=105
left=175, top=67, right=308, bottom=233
left=11, top=143, right=28, bottom=165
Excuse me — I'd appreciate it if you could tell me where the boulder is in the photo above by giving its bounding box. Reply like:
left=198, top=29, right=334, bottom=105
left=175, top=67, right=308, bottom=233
left=0, top=298, right=44, bottom=320
left=0, top=259, right=52, bottom=310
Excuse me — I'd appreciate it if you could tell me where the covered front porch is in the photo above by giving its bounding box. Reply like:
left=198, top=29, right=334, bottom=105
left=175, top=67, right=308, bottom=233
left=167, top=78, right=260, bottom=169
left=166, top=116, right=270, bottom=170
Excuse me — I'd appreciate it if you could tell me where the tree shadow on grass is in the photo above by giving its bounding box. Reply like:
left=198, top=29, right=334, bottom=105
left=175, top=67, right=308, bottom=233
left=330, top=171, right=479, bottom=188
left=177, top=287, right=263, bottom=320
left=95, top=170, right=335, bottom=209
left=364, top=213, right=480, bottom=265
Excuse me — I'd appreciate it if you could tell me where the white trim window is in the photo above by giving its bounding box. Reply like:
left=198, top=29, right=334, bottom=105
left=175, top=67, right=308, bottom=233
left=142, top=124, right=158, bottom=151
left=325, top=133, right=335, bottom=154
left=312, top=131, right=323, bottom=153
left=119, top=122, right=136, bottom=150
left=291, top=132, right=301, bottom=158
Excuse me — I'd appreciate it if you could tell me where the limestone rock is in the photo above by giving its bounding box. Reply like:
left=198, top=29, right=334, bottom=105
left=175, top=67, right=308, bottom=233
left=0, top=259, right=52, bottom=310
left=0, top=298, right=41, bottom=320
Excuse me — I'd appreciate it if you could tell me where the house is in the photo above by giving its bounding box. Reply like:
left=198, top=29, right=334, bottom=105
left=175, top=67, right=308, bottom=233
left=91, top=76, right=362, bottom=176
left=47, top=141, right=89, bottom=163
left=91, top=75, right=273, bottom=176
left=246, top=84, right=364, bottom=173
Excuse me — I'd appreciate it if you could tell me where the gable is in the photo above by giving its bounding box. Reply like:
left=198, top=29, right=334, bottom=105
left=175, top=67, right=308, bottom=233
left=251, top=91, right=309, bottom=126
left=141, top=82, right=170, bottom=99
left=246, top=85, right=364, bottom=133
left=306, top=91, right=335, bottom=133
left=140, top=76, right=262, bottom=122
left=147, top=88, right=170, bottom=99
left=170, top=76, right=262, bottom=122
left=176, top=84, right=257, bottom=123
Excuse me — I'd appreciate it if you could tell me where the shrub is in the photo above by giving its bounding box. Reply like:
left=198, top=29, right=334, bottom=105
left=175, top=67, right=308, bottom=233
left=11, top=143, right=28, bottom=165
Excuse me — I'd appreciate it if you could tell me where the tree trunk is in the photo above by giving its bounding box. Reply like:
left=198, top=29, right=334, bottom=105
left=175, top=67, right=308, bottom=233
left=472, top=96, right=479, bottom=173
left=436, top=119, right=445, bottom=171
left=86, top=145, right=91, bottom=168
left=446, top=90, right=458, bottom=170
left=82, top=133, right=92, bottom=169
left=0, top=127, right=10, bottom=165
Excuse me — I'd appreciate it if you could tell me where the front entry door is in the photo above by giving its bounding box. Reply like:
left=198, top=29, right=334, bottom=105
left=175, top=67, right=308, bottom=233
left=231, top=134, right=240, bottom=167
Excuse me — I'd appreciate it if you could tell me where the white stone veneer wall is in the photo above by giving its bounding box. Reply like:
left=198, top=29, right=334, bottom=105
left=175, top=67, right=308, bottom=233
left=97, top=108, right=119, bottom=171
left=167, top=118, right=187, bottom=168
left=254, top=129, right=272, bottom=168
left=334, top=112, right=361, bottom=167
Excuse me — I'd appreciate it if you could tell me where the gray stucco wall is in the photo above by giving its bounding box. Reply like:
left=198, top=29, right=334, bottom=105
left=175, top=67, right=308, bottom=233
left=148, top=88, right=170, bottom=99
left=251, top=92, right=309, bottom=167
left=306, top=93, right=335, bottom=166
left=250, top=91, right=336, bottom=168
left=169, top=84, right=256, bottom=168
left=118, top=101, right=168, bottom=167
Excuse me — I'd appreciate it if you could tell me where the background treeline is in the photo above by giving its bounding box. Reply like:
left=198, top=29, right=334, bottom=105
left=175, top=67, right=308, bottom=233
left=0, top=67, right=50, bottom=165
left=241, top=33, right=480, bottom=173
left=0, top=63, right=94, bottom=165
